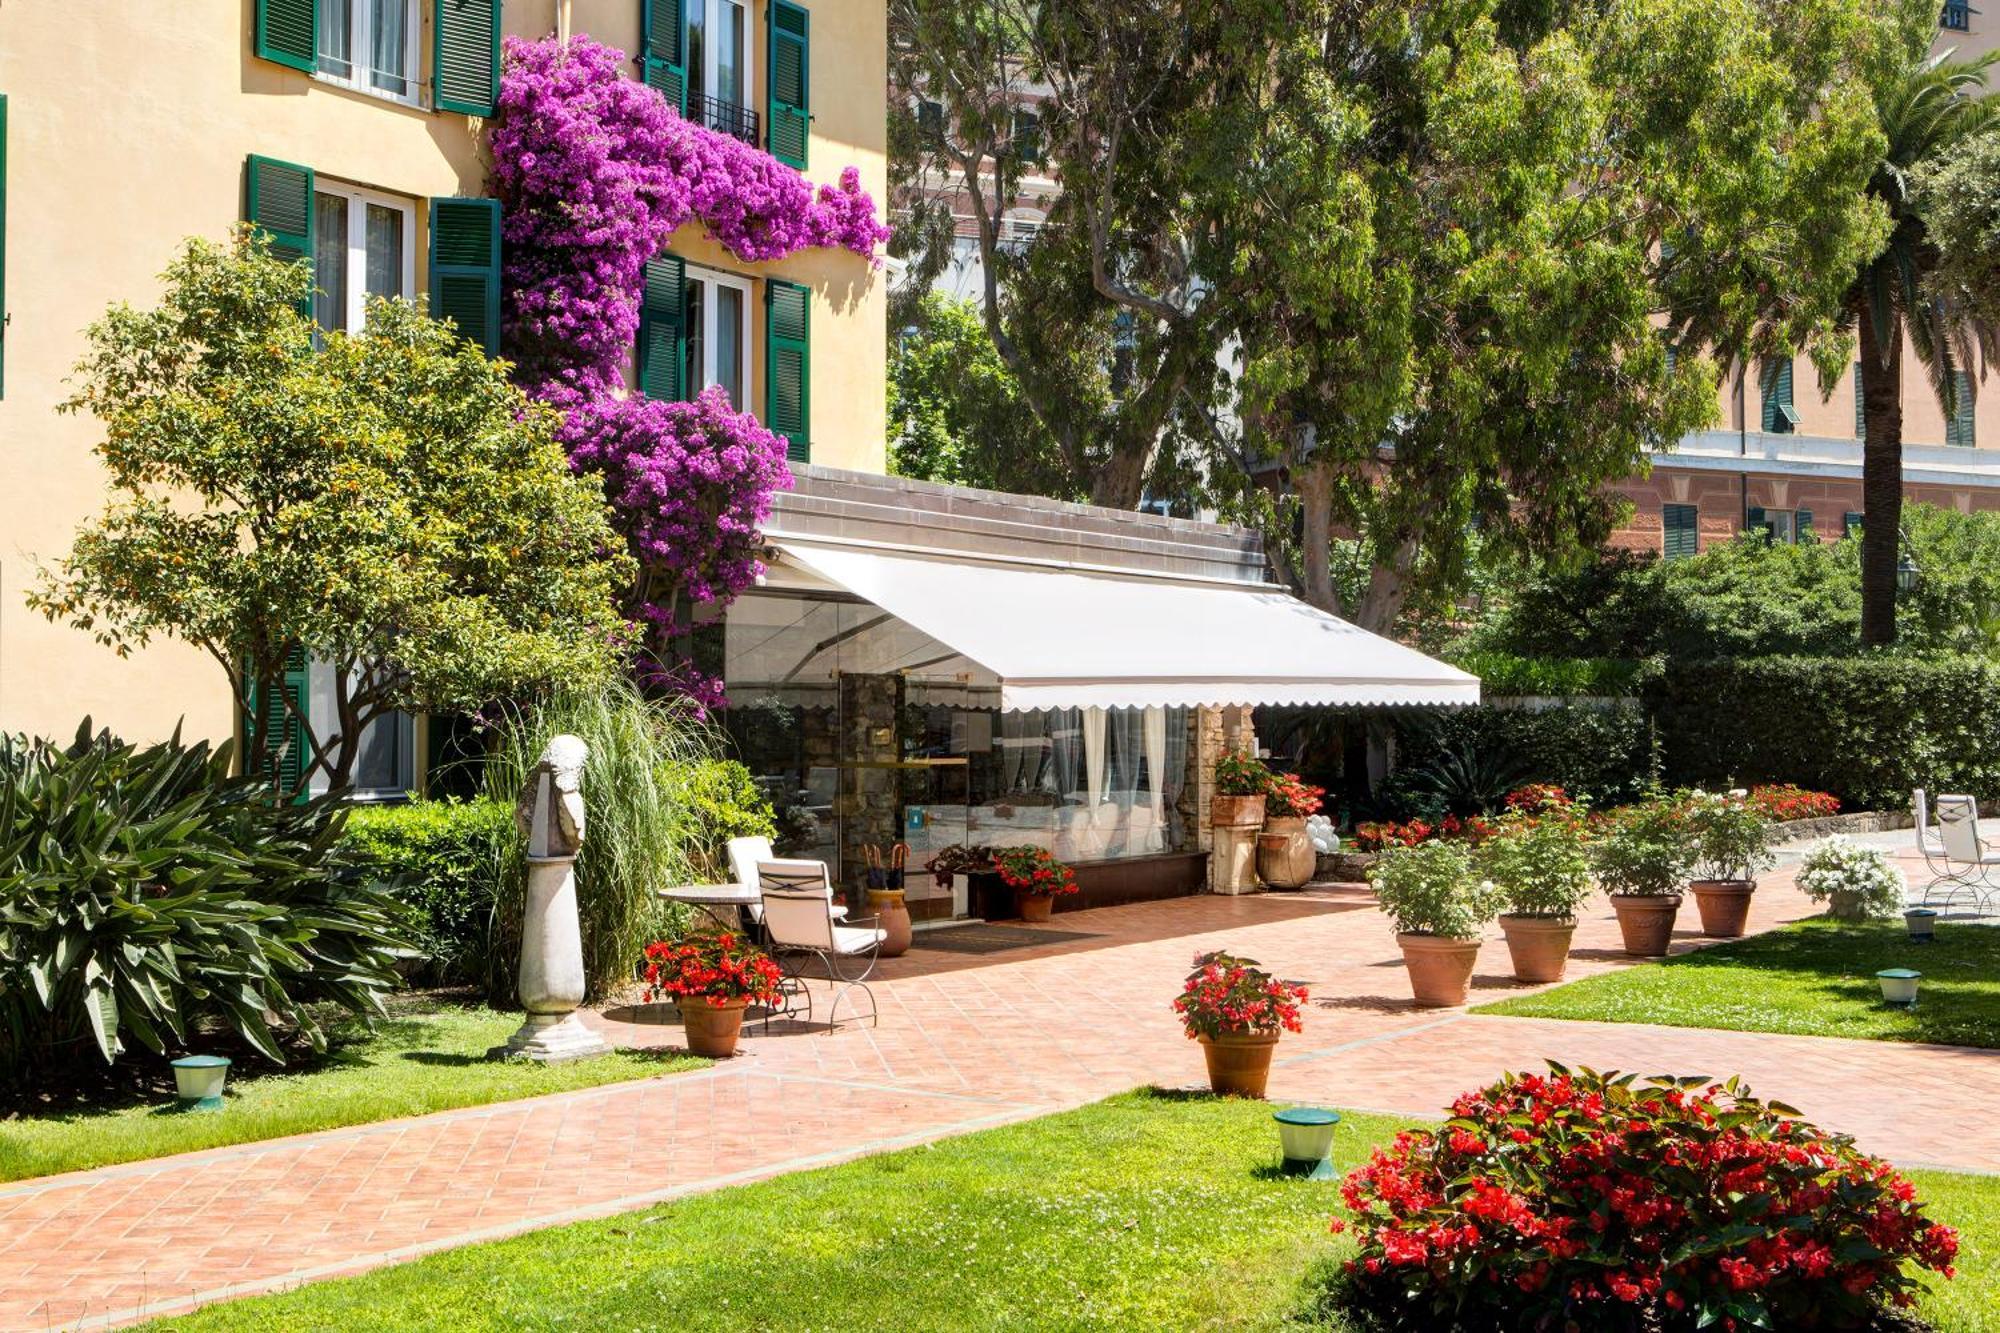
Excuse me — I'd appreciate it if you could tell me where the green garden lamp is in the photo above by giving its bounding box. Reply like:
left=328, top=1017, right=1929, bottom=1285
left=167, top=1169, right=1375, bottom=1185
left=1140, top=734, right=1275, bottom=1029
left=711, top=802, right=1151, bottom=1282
left=1876, top=969, right=1920, bottom=1008
left=1274, top=1107, right=1340, bottom=1179
left=1904, top=908, right=1938, bottom=943
left=171, top=1054, right=231, bottom=1111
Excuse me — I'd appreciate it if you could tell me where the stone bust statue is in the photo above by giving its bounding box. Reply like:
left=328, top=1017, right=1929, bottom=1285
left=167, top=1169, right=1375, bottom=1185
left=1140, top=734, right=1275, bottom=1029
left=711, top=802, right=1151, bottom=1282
left=515, top=734, right=588, bottom=859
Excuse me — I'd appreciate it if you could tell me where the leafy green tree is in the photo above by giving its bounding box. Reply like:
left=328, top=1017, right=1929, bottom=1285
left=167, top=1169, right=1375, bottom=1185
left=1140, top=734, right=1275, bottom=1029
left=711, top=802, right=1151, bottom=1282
left=32, top=232, right=632, bottom=796
left=1840, top=6, right=2000, bottom=645
left=889, top=292, right=1076, bottom=497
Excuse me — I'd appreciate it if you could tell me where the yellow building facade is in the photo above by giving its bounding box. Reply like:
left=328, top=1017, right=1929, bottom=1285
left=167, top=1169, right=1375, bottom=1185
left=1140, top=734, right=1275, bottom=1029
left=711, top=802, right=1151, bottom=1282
left=0, top=0, right=887, bottom=754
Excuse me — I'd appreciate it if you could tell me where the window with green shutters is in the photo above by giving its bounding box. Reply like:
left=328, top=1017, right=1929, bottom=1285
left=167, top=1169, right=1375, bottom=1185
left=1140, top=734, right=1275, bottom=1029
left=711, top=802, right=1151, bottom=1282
left=1843, top=511, right=1864, bottom=538
left=642, top=0, right=690, bottom=114
left=768, top=0, right=811, bottom=169
left=428, top=197, right=502, bottom=355
left=1759, top=357, right=1798, bottom=434
left=1946, top=370, right=1976, bottom=447
left=434, top=0, right=501, bottom=116
left=1662, top=503, right=1698, bottom=560
left=1854, top=362, right=1865, bottom=437
left=244, top=648, right=313, bottom=802
left=638, top=253, right=687, bottom=401
left=1797, top=508, right=1814, bottom=540
left=765, top=278, right=810, bottom=461
left=1012, top=110, right=1042, bottom=165
left=245, top=155, right=316, bottom=324
left=257, top=0, right=319, bottom=73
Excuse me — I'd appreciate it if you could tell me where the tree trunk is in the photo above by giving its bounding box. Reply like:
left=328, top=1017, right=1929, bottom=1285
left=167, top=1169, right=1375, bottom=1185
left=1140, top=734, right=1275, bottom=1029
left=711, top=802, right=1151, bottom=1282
left=1088, top=446, right=1151, bottom=510
left=1858, top=313, right=1904, bottom=647
left=1295, top=459, right=1338, bottom=613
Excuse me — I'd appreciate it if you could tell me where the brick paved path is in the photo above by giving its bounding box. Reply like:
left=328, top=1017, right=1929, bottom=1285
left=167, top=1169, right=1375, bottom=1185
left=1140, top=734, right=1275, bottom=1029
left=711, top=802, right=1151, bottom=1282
left=4, top=838, right=1995, bottom=1329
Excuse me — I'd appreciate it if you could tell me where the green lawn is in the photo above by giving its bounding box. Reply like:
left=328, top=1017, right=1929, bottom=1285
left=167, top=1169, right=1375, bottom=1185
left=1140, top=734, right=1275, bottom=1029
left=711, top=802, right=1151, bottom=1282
left=1475, top=917, right=2000, bottom=1049
left=142, top=1090, right=1999, bottom=1332
left=1, top=999, right=703, bottom=1182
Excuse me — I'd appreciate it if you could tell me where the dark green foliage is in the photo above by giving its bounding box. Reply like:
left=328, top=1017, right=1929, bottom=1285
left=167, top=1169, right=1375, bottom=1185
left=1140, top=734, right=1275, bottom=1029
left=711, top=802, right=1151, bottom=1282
left=1447, top=651, right=1659, bottom=699
left=1646, top=656, right=2000, bottom=811
left=1378, top=705, right=1655, bottom=820
left=0, top=723, right=408, bottom=1081
left=340, top=800, right=512, bottom=987
left=666, top=758, right=777, bottom=878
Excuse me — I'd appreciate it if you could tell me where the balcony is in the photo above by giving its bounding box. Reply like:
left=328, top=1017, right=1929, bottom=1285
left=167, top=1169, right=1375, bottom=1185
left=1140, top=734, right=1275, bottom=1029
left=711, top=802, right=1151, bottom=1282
left=1943, top=2, right=1973, bottom=32
left=696, top=94, right=760, bottom=148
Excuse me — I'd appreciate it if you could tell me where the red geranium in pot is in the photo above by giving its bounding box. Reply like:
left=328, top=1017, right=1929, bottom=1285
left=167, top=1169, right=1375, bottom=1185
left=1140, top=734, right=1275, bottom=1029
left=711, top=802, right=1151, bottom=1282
left=993, top=845, right=1080, bottom=923
left=641, top=930, right=785, bottom=1057
left=1172, top=950, right=1308, bottom=1098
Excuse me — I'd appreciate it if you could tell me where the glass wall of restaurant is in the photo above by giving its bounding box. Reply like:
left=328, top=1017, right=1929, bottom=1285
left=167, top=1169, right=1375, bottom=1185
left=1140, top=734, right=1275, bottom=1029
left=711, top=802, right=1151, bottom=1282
left=720, top=590, right=1193, bottom=910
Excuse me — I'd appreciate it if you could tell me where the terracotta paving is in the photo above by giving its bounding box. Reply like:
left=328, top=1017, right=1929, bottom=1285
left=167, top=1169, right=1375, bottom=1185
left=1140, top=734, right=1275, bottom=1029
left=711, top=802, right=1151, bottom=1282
left=4, top=835, right=1996, bottom=1329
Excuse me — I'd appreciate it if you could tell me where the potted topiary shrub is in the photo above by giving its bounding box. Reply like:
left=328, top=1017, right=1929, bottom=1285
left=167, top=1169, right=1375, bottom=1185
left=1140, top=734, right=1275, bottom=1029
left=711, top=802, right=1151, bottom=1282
left=1171, top=950, right=1308, bottom=1098
left=1258, top=772, right=1326, bottom=890
left=1212, top=751, right=1273, bottom=831
left=1795, top=836, right=1908, bottom=922
left=1681, top=790, right=1777, bottom=937
left=1480, top=806, right=1593, bottom=984
left=993, top=845, right=1080, bottom=922
left=1371, top=841, right=1500, bottom=1007
left=640, top=930, right=785, bottom=1058
left=1592, top=797, right=1692, bottom=957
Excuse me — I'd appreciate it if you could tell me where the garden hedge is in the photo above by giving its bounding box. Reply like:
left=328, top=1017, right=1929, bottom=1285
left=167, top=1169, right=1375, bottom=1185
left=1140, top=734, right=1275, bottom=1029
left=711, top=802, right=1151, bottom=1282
left=341, top=799, right=512, bottom=988
left=1645, top=655, right=2000, bottom=811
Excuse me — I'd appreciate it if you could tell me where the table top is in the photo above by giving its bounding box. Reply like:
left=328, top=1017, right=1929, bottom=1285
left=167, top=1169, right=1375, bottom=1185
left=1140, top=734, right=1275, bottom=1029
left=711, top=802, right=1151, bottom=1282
left=656, top=882, right=757, bottom=905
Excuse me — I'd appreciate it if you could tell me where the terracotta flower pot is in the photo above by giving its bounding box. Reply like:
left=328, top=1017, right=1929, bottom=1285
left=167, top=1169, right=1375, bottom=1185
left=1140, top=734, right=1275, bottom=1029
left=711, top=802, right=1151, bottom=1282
left=1689, top=879, right=1755, bottom=937
left=679, top=995, right=751, bottom=1057
left=1610, top=893, right=1683, bottom=957
left=868, top=888, right=913, bottom=957
left=1210, top=794, right=1267, bottom=830
left=1498, top=915, right=1576, bottom=984
left=1257, top=815, right=1317, bottom=890
left=1397, top=933, right=1482, bottom=1007
left=1018, top=891, right=1054, bottom=923
left=1197, top=1030, right=1279, bottom=1097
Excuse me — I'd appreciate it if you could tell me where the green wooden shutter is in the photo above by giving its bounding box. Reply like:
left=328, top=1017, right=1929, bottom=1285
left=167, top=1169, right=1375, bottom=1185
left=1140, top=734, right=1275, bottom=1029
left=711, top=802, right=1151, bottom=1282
left=245, top=155, right=315, bottom=323
left=428, top=197, right=501, bottom=354
left=1, top=94, right=9, bottom=402
left=1012, top=111, right=1043, bottom=165
left=1797, top=508, right=1813, bottom=540
left=638, top=253, right=687, bottom=401
left=1853, top=363, right=1865, bottom=437
left=1760, top=358, right=1795, bottom=434
left=1745, top=504, right=1767, bottom=541
left=256, top=0, right=318, bottom=73
left=245, top=648, right=313, bottom=802
left=1947, top=370, right=1976, bottom=447
left=1662, top=504, right=1698, bottom=561
left=766, top=278, right=811, bottom=461
left=434, top=0, right=501, bottom=116
left=768, top=0, right=811, bottom=169
left=642, top=0, right=689, bottom=115
left=1843, top=511, right=1864, bottom=538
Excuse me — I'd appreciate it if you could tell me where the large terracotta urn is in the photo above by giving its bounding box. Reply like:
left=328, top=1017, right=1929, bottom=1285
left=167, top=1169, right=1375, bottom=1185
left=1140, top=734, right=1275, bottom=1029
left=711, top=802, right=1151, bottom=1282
left=1611, top=893, right=1683, bottom=956
left=1689, top=879, right=1755, bottom=937
left=1397, top=933, right=1483, bottom=1007
left=1198, top=1030, right=1279, bottom=1097
left=1257, top=816, right=1317, bottom=890
left=868, top=888, right=913, bottom=956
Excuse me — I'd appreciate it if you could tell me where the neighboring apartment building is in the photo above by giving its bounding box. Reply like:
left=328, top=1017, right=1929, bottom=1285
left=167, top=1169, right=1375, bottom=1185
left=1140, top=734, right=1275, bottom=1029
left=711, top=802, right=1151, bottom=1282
left=0, top=0, right=889, bottom=788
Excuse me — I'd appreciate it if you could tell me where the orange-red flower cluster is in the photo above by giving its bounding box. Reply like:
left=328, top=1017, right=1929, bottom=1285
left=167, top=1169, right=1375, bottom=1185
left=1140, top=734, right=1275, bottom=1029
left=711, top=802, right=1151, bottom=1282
left=1745, top=784, right=1841, bottom=822
left=1334, top=1066, right=1958, bottom=1330
left=1265, top=772, right=1326, bottom=818
left=640, top=930, right=784, bottom=1004
left=992, top=845, right=1081, bottom=896
left=1171, top=949, right=1308, bottom=1040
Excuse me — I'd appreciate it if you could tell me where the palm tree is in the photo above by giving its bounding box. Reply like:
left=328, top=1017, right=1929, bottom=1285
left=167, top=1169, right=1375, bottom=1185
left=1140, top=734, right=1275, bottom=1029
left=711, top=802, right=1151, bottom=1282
left=1848, top=30, right=2000, bottom=645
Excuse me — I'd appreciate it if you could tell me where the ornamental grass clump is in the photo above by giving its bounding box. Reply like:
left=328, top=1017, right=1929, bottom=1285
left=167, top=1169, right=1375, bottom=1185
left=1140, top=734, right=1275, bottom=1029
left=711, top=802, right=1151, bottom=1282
left=1796, top=836, right=1908, bottom=921
left=1369, top=841, right=1500, bottom=940
left=1331, top=1065, right=1959, bottom=1332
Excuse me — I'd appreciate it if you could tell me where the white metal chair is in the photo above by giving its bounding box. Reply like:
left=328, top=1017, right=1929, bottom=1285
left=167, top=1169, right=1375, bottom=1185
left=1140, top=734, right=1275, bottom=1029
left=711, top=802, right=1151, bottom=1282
left=758, top=862, right=886, bottom=1032
left=1931, top=795, right=2000, bottom=913
left=1912, top=789, right=1955, bottom=895
left=725, top=836, right=846, bottom=927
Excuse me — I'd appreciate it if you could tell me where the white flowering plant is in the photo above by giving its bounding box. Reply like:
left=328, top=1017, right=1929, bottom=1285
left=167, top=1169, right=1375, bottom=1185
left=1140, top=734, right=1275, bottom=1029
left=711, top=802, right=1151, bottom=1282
left=1793, top=837, right=1906, bottom=920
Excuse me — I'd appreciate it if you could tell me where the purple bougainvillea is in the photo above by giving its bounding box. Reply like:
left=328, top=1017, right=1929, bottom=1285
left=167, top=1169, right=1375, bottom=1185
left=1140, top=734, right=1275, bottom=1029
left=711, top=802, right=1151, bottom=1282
left=489, top=35, right=888, bottom=705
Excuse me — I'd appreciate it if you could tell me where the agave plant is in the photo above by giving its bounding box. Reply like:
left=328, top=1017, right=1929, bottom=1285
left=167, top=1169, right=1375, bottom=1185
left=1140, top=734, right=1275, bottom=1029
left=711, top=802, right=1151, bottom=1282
left=0, top=721, right=409, bottom=1078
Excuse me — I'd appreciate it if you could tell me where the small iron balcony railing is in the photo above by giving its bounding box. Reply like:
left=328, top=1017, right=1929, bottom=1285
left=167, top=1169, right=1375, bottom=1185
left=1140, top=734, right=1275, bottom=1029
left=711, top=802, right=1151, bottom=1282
left=1942, top=2, right=1973, bottom=32
left=699, top=94, right=760, bottom=147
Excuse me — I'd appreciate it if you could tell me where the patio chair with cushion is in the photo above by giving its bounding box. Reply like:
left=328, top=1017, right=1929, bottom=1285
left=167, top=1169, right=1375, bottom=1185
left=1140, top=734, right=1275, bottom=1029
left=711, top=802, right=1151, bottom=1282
left=1912, top=789, right=1955, bottom=893
left=725, top=836, right=847, bottom=927
left=758, top=862, right=886, bottom=1032
left=1931, top=795, right=2000, bottom=913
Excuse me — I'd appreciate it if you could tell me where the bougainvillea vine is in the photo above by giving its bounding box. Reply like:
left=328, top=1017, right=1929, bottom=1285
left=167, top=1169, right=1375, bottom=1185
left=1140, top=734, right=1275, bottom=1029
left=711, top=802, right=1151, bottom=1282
left=488, top=34, right=889, bottom=705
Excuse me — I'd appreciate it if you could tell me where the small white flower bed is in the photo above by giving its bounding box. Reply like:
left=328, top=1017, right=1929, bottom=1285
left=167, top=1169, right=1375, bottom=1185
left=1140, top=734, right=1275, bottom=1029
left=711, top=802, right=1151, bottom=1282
left=1794, top=836, right=1906, bottom=920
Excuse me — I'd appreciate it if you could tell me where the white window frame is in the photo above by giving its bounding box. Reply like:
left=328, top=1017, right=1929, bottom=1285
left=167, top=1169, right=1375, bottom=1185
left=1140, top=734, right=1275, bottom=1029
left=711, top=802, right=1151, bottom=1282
left=686, top=263, right=756, bottom=411
left=316, top=0, right=426, bottom=109
left=305, top=662, right=418, bottom=801
left=314, top=182, right=418, bottom=334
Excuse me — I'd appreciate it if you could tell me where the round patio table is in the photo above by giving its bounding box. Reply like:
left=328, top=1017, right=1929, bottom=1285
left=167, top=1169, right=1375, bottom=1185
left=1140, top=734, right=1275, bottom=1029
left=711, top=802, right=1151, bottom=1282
left=656, top=882, right=759, bottom=931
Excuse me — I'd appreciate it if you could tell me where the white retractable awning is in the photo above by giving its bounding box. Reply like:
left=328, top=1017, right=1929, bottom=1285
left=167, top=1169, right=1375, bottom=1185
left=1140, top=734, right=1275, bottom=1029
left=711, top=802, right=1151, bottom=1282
left=772, top=540, right=1480, bottom=712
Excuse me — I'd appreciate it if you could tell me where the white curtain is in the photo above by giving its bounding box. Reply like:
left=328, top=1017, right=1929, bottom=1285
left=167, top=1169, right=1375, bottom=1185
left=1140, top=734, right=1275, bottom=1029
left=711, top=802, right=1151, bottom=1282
left=1143, top=706, right=1168, bottom=851
left=1083, top=706, right=1107, bottom=808
left=371, top=0, right=409, bottom=92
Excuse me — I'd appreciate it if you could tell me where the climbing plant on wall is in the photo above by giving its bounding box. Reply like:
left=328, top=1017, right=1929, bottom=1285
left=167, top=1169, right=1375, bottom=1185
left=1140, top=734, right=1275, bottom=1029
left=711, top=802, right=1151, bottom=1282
left=489, top=34, right=889, bottom=704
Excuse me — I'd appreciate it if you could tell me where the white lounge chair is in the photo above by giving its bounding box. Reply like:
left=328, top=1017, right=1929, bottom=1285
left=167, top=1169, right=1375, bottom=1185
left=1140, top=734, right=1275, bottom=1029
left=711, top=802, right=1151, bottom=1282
left=1912, top=789, right=1955, bottom=896
left=724, top=836, right=846, bottom=926
left=759, top=861, right=886, bottom=1031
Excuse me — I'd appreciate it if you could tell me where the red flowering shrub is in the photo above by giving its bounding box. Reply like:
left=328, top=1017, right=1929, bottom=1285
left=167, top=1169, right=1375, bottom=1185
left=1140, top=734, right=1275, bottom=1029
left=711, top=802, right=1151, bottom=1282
left=993, top=845, right=1080, bottom=897
left=1353, top=813, right=1497, bottom=853
left=1171, top=950, right=1308, bottom=1040
left=1747, top=784, right=1841, bottom=823
left=1267, top=772, right=1326, bottom=818
left=641, top=931, right=783, bottom=1004
left=1334, top=1066, right=1958, bottom=1331
left=1505, top=783, right=1574, bottom=815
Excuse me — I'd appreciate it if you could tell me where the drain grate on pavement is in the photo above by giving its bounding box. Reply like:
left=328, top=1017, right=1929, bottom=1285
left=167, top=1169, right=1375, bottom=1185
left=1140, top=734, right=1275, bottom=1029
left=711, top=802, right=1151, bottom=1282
left=910, top=924, right=1096, bottom=955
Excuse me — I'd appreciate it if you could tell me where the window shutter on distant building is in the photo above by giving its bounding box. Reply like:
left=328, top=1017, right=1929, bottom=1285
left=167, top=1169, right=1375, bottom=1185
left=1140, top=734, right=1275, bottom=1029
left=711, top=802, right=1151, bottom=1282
left=1844, top=511, right=1864, bottom=538
left=638, top=252, right=687, bottom=401
left=1854, top=363, right=1865, bottom=437
left=1662, top=503, right=1698, bottom=560
left=641, top=0, right=689, bottom=114
left=428, top=197, right=502, bottom=354
left=1760, top=358, right=1797, bottom=434
left=1947, top=370, right=1976, bottom=447
left=434, top=0, right=501, bottom=116
left=768, top=0, right=811, bottom=169
left=765, top=278, right=810, bottom=461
